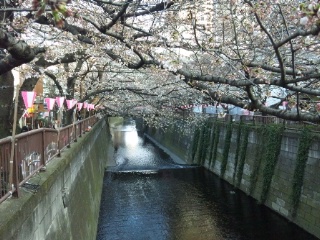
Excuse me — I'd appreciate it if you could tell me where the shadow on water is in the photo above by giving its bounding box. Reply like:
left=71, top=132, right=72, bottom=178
left=97, top=120, right=318, bottom=240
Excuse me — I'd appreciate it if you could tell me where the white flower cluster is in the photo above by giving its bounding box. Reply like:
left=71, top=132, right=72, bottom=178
left=300, top=16, right=309, bottom=25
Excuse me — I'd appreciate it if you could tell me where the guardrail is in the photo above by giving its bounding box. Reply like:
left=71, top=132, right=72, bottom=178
left=0, top=116, right=98, bottom=203
left=196, top=113, right=319, bottom=129
left=215, top=114, right=320, bottom=129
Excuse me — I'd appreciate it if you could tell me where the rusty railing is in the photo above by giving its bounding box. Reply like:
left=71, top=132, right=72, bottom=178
left=0, top=115, right=98, bottom=203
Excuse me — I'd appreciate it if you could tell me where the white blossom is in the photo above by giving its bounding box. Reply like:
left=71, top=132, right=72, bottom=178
left=300, top=16, right=309, bottom=25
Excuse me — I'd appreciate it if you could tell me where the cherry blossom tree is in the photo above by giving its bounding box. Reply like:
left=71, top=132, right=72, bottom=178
left=0, top=0, right=320, bottom=137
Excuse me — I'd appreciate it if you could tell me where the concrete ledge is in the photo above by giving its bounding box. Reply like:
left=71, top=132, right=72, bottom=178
left=144, top=133, right=186, bottom=165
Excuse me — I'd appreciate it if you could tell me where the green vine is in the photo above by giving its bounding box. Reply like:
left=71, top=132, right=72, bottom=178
left=199, top=120, right=212, bottom=165
left=291, top=127, right=313, bottom=217
left=210, top=122, right=221, bottom=169
left=233, top=122, right=243, bottom=184
left=260, top=124, right=284, bottom=203
left=220, top=120, right=233, bottom=176
left=249, top=125, right=268, bottom=194
left=191, top=126, right=201, bottom=163
left=207, top=119, right=216, bottom=168
left=235, top=125, right=249, bottom=188
left=196, top=126, right=204, bottom=164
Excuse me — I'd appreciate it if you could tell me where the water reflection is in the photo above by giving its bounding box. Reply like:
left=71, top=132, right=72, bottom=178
left=111, top=123, right=138, bottom=150
left=97, top=120, right=318, bottom=240
left=110, top=120, right=183, bottom=171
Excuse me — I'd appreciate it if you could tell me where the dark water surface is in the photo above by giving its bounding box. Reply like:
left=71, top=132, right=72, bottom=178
left=96, top=123, right=318, bottom=240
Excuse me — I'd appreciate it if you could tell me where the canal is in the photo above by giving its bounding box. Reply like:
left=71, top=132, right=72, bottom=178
left=96, top=121, right=318, bottom=240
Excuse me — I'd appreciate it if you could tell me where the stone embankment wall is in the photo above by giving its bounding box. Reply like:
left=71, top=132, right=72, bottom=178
left=0, top=118, right=112, bottom=240
left=145, top=119, right=320, bottom=239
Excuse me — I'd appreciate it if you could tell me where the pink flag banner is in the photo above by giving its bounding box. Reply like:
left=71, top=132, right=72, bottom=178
left=21, top=91, right=36, bottom=109
left=72, top=99, right=78, bottom=108
left=77, top=102, right=83, bottom=111
left=83, top=102, right=88, bottom=110
left=66, top=99, right=75, bottom=110
left=45, top=98, right=55, bottom=111
left=55, top=96, right=65, bottom=108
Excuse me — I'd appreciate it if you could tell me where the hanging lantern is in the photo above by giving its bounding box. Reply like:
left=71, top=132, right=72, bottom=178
left=45, top=98, right=55, bottom=111
left=55, top=96, right=65, bottom=109
left=77, top=102, right=83, bottom=111
left=72, top=99, right=78, bottom=108
left=55, top=96, right=65, bottom=128
left=21, top=91, right=36, bottom=109
left=66, top=99, right=75, bottom=110
left=83, top=102, right=88, bottom=110
left=44, top=98, right=55, bottom=128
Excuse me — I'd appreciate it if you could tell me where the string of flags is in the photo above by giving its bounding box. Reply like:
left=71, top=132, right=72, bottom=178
left=180, top=104, right=226, bottom=109
left=21, top=91, right=95, bottom=115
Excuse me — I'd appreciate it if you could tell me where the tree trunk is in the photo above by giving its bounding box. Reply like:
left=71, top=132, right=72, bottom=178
left=0, top=72, right=14, bottom=138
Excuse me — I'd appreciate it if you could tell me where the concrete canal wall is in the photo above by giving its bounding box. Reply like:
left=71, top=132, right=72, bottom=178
left=0, top=118, right=112, bottom=240
left=145, top=120, right=320, bottom=239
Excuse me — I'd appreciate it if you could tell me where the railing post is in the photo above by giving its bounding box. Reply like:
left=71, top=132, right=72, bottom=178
left=12, top=140, right=19, bottom=198
left=83, top=119, right=86, bottom=134
left=73, top=123, right=78, bottom=142
left=57, top=129, right=61, bottom=157
left=79, top=121, right=82, bottom=138
left=67, top=127, right=71, bottom=148
left=41, top=130, right=46, bottom=168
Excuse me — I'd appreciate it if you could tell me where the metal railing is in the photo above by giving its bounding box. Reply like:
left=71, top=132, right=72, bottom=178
left=219, top=114, right=320, bottom=129
left=198, top=113, right=319, bottom=129
left=0, top=116, right=98, bottom=203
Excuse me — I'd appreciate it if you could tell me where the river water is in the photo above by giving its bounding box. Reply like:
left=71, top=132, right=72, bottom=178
left=96, top=121, right=318, bottom=240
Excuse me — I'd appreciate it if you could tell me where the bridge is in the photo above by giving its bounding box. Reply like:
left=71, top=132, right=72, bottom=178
left=0, top=116, right=319, bottom=239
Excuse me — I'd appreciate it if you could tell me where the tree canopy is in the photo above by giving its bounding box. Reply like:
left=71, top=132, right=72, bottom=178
left=1, top=0, right=320, bottom=135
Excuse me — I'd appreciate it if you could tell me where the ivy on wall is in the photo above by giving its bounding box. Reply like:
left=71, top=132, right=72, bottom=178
left=233, top=122, right=243, bottom=184
left=260, top=124, right=284, bottom=203
left=220, top=120, right=233, bottom=176
left=209, top=121, right=221, bottom=169
left=199, top=120, right=213, bottom=165
left=196, top=125, right=205, bottom=164
left=163, top=117, right=316, bottom=221
left=235, top=125, right=249, bottom=188
left=207, top=119, right=216, bottom=168
left=291, top=127, right=313, bottom=217
left=249, top=126, right=267, bottom=195
left=191, top=126, right=201, bottom=163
